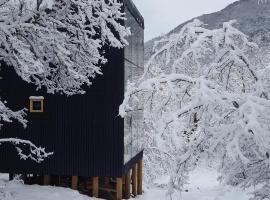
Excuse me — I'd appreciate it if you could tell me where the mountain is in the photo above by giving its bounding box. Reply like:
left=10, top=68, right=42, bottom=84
left=145, top=0, right=270, bottom=61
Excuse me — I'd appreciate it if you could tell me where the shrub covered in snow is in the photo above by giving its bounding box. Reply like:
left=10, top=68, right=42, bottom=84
left=121, top=19, right=270, bottom=199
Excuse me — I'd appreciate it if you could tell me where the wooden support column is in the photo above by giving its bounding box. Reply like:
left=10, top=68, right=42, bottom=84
left=58, top=176, right=61, bottom=186
left=43, top=175, right=50, bottom=185
left=71, top=176, right=78, bottom=190
left=92, top=177, right=99, bottom=198
left=132, top=164, right=137, bottom=196
left=9, top=174, right=14, bottom=181
left=116, top=177, right=123, bottom=200
left=137, top=160, right=143, bottom=195
left=124, top=170, right=131, bottom=199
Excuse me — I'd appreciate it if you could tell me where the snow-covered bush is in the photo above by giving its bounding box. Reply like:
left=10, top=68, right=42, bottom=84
left=0, top=0, right=129, bottom=162
left=120, top=19, right=270, bottom=199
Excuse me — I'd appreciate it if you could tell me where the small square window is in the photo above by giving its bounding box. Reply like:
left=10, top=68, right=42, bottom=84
left=29, top=96, right=44, bottom=113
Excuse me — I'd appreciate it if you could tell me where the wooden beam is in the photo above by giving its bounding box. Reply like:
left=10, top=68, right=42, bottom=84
left=43, top=175, right=50, bottom=185
left=99, top=186, right=116, bottom=193
left=116, top=177, right=122, bottom=200
left=104, top=177, right=110, bottom=187
left=124, top=170, right=131, bottom=199
left=71, top=176, right=78, bottom=190
left=137, top=160, right=143, bottom=195
left=132, top=164, right=137, bottom=196
left=92, top=177, right=99, bottom=197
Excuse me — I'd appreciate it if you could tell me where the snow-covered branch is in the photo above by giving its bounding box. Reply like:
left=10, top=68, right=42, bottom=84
left=0, top=0, right=130, bottom=95
left=0, top=100, right=27, bottom=128
left=0, top=138, right=53, bottom=163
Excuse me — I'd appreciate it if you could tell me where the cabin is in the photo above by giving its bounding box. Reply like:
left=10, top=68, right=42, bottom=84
left=0, top=0, right=144, bottom=199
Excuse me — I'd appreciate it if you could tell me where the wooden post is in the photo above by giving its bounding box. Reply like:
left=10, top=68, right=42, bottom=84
left=92, top=177, right=99, bottom=197
left=9, top=174, right=14, bottom=181
left=71, top=176, right=78, bottom=190
left=124, top=170, right=131, bottom=199
left=58, top=176, right=61, bottom=186
left=137, top=160, right=143, bottom=195
left=43, top=175, right=50, bottom=185
left=116, top=177, right=122, bottom=200
left=132, top=164, right=137, bottom=196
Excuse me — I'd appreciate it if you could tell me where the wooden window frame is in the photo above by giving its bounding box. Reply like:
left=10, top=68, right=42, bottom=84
left=29, top=97, right=44, bottom=113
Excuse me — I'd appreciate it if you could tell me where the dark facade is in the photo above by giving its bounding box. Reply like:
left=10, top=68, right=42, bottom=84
left=0, top=0, right=144, bottom=179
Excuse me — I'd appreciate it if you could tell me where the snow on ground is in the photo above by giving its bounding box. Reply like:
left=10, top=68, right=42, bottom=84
left=137, top=167, right=253, bottom=200
left=0, top=175, right=91, bottom=200
left=0, top=168, right=254, bottom=200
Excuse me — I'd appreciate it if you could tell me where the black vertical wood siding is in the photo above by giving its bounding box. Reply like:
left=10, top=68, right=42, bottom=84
left=0, top=46, right=124, bottom=177
left=0, top=0, right=144, bottom=177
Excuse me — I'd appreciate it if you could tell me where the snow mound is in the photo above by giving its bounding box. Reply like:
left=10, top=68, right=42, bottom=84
left=0, top=175, right=92, bottom=200
left=137, top=168, right=252, bottom=200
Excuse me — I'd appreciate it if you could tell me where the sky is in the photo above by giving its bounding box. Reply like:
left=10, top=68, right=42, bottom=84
left=132, top=0, right=239, bottom=41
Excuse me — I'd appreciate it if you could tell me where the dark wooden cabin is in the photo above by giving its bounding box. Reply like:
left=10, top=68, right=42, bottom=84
left=0, top=0, right=144, bottom=199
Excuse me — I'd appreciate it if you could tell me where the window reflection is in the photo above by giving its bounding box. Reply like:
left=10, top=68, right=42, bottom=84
left=124, top=7, right=144, bottom=163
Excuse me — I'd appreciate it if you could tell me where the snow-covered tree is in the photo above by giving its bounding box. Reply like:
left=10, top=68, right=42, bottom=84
left=120, top=19, right=270, bottom=199
left=0, top=0, right=129, bottom=162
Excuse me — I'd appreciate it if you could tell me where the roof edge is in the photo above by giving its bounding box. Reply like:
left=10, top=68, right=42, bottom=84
left=125, top=0, right=144, bottom=29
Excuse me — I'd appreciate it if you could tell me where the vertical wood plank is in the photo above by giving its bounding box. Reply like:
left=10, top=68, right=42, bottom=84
left=124, top=170, right=131, bottom=199
left=43, top=175, right=50, bottom=185
left=116, top=177, right=123, bottom=200
left=132, top=164, right=137, bottom=196
left=58, top=176, right=61, bottom=186
left=71, top=176, right=78, bottom=190
left=137, top=160, right=143, bottom=195
left=29, top=100, right=33, bottom=112
left=92, top=177, right=99, bottom=197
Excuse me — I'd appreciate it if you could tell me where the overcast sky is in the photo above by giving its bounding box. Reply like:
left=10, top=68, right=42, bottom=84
left=132, top=0, right=239, bottom=41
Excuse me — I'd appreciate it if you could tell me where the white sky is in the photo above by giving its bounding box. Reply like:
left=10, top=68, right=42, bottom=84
left=132, top=0, right=239, bottom=41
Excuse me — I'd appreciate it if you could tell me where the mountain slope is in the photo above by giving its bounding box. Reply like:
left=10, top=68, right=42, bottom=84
left=145, top=0, right=270, bottom=61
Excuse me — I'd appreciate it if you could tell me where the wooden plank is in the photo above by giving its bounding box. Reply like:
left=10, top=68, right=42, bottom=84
left=87, top=186, right=116, bottom=193
left=124, top=170, right=131, bottom=199
left=132, top=164, right=137, bottom=196
left=29, top=100, right=33, bottom=112
left=43, top=175, right=50, bottom=185
left=137, top=160, right=143, bottom=195
left=41, top=100, right=44, bottom=112
left=116, top=177, right=122, bottom=200
left=99, top=186, right=116, bottom=193
left=92, top=177, right=99, bottom=197
left=71, top=176, right=78, bottom=190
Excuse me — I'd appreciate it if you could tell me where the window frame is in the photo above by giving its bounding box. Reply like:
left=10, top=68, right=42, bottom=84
left=29, top=96, right=44, bottom=113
